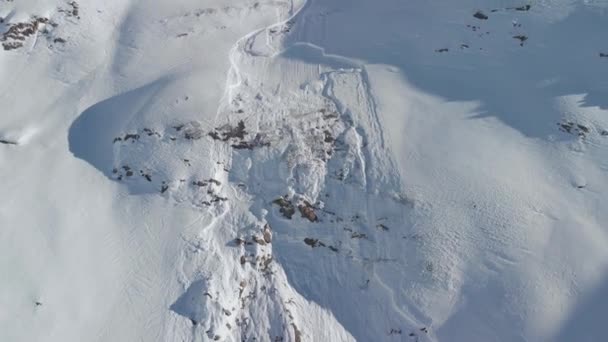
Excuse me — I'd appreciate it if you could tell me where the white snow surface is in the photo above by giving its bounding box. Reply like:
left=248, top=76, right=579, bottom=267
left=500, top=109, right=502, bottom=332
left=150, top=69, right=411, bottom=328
left=1, top=0, right=608, bottom=341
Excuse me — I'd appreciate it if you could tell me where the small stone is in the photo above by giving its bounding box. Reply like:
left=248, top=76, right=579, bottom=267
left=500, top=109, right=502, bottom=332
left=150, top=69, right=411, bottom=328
left=263, top=224, right=272, bottom=243
left=298, top=201, right=318, bottom=222
left=473, top=11, right=489, bottom=20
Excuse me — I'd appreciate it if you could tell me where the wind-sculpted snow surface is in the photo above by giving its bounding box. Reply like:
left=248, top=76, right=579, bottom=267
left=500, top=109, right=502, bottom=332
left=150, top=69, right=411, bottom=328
left=273, top=1, right=608, bottom=341
left=191, top=1, right=608, bottom=340
left=2, top=0, right=608, bottom=341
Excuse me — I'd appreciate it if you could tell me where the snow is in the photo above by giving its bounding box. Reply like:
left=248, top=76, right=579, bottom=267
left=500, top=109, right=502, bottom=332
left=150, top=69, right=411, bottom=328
left=1, top=0, right=608, bottom=341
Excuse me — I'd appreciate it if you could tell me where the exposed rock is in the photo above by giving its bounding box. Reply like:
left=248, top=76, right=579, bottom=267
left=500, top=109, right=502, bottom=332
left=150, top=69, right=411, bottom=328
left=513, top=35, right=528, bottom=46
left=208, top=178, right=221, bottom=186
left=323, top=130, right=334, bottom=143
left=558, top=121, right=590, bottom=138
left=298, top=201, right=318, bottom=222
left=273, top=197, right=295, bottom=219
left=577, top=124, right=589, bottom=134
left=466, top=24, right=480, bottom=32
left=264, top=256, right=273, bottom=268
left=234, top=237, right=252, bottom=246
left=2, top=41, right=22, bottom=50
left=304, top=238, right=325, bottom=248
left=351, top=232, right=367, bottom=239
left=124, top=133, right=140, bottom=142
left=59, top=1, right=80, bottom=17
left=184, top=122, right=204, bottom=140
left=231, top=136, right=270, bottom=150
left=142, top=128, right=161, bottom=137
left=291, top=323, right=302, bottom=342
left=210, top=194, right=227, bottom=202
left=513, top=5, right=531, bottom=11
left=0, top=139, right=17, bottom=145
left=263, top=224, right=272, bottom=243
left=2, top=17, right=50, bottom=51
left=209, top=120, right=269, bottom=150
left=253, top=236, right=267, bottom=245
left=209, top=120, right=247, bottom=141
left=376, top=223, right=389, bottom=231
left=473, top=11, right=489, bottom=20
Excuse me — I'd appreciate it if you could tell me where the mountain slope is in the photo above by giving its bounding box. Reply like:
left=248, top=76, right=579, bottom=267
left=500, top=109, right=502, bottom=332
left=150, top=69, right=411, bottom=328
left=1, top=0, right=608, bottom=341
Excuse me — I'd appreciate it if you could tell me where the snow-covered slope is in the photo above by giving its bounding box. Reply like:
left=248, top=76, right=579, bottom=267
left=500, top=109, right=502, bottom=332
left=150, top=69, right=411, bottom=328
left=1, top=0, right=608, bottom=341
